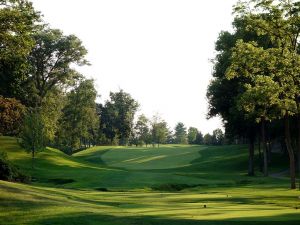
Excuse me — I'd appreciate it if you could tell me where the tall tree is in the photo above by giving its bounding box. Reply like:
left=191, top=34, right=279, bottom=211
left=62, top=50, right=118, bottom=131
left=27, top=28, right=88, bottom=106
left=195, top=131, right=204, bottom=145
left=0, top=0, right=40, bottom=101
left=101, top=90, right=139, bottom=145
left=174, top=122, right=188, bottom=144
left=203, top=133, right=213, bottom=145
left=212, top=129, right=225, bottom=145
left=57, top=79, right=98, bottom=152
left=134, top=114, right=150, bottom=146
left=40, top=88, right=65, bottom=143
left=207, top=17, right=270, bottom=176
left=151, top=115, right=168, bottom=147
left=227, top=0, right=300, bottom=188
left=188, top=127, right=198, bottom=144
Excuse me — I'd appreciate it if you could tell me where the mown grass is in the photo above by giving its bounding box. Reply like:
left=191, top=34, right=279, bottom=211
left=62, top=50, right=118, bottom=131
left=0, top=136, right=299, bottom=225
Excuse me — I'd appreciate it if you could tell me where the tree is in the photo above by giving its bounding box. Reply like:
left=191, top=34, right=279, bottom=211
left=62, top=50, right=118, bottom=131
left=206, top=17, right=269, bottom=176
left=40, top=89, right=65, bottom=143
left=100, top=90, right=139, bottom=145
left=0, top=0, right=40, bottom=102
left=57, top=79, right=99, bottom=152
left=27, top=28, right=88, bottom=106
left=188, top=127, right=198, bottom=144
left=228, top=0, right=300, bottom=189
left=166, top=128, right=175, bottom=144
left=151, top=115, right=168, bottom=147
left=174, top=122, right=187, bottom=144
left=0, top=96, right=25, bottom=136
left=203, top=133, right=213, bottom=145
left=20, top=109, right=45, bottom=168
left=195, top=131, right=204, bottom=145
left=134, top=114, right=150, bottom=147
left=212, top=129, right=225, bottom=145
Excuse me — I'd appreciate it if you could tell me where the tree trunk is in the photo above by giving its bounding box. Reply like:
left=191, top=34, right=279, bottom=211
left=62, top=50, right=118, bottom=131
left=284, top=112, right=296, bottom=189
left=31, top=149, right=35, bottom=169
left=297, top=99, right=300, bottom=189
left=261, top=117, right=268, bottom=176
left=248, top=135, right=255, bottom=176
left=258, top=135, right=263, bottom=172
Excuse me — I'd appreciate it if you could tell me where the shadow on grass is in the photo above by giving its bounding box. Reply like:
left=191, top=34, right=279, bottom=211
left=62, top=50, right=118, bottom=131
left=35, top=212, right=300, bottom=225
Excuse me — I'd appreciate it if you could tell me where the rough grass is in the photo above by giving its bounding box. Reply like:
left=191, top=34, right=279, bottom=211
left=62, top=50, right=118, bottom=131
left=0, top=136, right=299, bottom=225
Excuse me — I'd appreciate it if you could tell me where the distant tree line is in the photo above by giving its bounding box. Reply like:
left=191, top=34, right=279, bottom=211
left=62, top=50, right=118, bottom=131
left=207, top=0, right=300, bottom=189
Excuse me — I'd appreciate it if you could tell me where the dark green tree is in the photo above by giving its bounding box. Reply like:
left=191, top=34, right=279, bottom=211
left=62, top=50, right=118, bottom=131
left=0, top=0, right=40, bottom=101
left=57, top=79, right=98, bottom=152
left=195, top=131, right=204, bottom=145
left=134, top=114, right=150, bottom=147
left=207, top=16, right=272, bottom=176
left=151, top=115, right=168, bottom=147
left=203, top=133, right=213, bottom=145
left=212, top=129, right=225, bottom=145
left=174, top=122, right=187, bottom=144
left=100, top=90, right=139, bottom=145
left=28, top=28, right=88, bottom=106
left=188, top=127, right=198, bottom=144
left=229, top=0, right=300, bottom=189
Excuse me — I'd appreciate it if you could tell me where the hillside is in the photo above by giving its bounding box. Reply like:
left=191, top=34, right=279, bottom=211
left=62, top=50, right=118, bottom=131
left=0, top=136, right=300, bottom=225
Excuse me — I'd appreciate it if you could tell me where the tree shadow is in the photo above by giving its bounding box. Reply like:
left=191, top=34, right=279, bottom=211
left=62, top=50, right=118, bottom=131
left=34, top=211, right=300, bottom=225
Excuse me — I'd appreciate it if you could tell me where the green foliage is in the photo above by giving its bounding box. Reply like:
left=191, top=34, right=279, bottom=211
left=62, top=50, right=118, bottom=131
left=20, top=109, right=45, bottom=159
left=0, top=151, right=30, bottom=183
left=100, top=90, right=139, bottom=145
left=187, top=127, right=198, bottom=144
left=1, top=136, right=300, bottom=224
left=0, top=0, right=40, bottom=102
left=195, top=131, right=204, bottom=144
left=40, top=89, right=65, bottom=142
left=57, top=79, right=98, bottom=152
left=0, top=96, right=25, bottom=136
left=134, top=114, right=151, bottom=146
left=151, top=115, right=168, bottom=146
left=212, top=129, right=225, bottom=145
left=174, top=122, right=188, bottom=144
left=203, top=133, right=213, bottom=145
left=28, top=28, right=88, bottom=105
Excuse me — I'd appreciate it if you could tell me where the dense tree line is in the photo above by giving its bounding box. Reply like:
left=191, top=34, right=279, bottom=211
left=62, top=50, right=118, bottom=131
left=207, top=0, right=300, bottom=189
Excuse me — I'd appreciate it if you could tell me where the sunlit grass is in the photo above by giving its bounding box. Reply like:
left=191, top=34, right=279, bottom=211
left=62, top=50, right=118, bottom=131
left=0, top=136, right=299, bottom=225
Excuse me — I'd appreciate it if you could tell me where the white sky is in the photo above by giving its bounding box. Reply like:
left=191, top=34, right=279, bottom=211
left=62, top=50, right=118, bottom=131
left=31, top=0, right=237, bottom=134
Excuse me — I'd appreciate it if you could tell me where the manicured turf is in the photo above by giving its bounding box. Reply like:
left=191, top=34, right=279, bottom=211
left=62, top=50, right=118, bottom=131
left=0, top=136, right=299, bottom=225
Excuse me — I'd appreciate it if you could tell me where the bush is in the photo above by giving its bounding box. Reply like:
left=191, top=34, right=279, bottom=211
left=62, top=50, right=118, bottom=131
left=0, top=151, right=31, bottom=183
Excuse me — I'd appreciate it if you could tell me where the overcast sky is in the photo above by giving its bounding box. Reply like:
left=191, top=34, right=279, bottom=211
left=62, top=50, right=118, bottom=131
left=31, top=0, right=237, bottom=134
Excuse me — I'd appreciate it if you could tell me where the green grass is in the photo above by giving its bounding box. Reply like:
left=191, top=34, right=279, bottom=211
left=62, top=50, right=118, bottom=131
left=0, top=136, right=300, bottom=225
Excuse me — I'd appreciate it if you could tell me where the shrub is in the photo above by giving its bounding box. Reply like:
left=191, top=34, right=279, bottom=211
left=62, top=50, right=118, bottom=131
left=0, top=151, right=31, bottom=183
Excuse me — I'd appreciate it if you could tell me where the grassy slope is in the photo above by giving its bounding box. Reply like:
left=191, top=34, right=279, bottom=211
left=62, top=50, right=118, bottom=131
left=0, top=136, right=300, bottom=225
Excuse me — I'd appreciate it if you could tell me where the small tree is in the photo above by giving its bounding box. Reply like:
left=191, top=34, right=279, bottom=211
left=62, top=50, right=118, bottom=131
left=21, top=109, right=45, bottom=168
